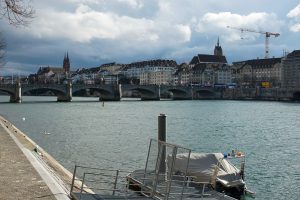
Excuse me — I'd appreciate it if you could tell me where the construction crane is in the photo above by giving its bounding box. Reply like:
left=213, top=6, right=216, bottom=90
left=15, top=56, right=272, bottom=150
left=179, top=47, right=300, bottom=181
left=227, top=26, right=280, bottom=58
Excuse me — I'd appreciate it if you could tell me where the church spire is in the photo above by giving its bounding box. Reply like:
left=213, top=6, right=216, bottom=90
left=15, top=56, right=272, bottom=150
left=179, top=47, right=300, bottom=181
left=63, top=51, right=70, bottom=73
left=214, top=37, right=223, bottom=56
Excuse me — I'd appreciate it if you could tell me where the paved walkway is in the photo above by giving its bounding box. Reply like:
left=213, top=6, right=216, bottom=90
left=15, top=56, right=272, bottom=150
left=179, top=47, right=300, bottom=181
left=0, top=120, right=58, bottom=200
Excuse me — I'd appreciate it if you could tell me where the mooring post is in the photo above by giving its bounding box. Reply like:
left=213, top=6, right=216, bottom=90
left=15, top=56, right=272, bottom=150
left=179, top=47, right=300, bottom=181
left=158, top=113, right=166, bottom=173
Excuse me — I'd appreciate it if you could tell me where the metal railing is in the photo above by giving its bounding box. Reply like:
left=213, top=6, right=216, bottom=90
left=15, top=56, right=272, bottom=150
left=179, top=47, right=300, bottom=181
left=70, top=165, right=141, bottom=199
left=69, top=138, right=238, bottom=200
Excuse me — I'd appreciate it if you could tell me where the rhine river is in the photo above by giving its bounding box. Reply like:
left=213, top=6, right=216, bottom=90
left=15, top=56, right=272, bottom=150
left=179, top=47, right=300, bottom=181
left=0, top=96, right=299, bottom=200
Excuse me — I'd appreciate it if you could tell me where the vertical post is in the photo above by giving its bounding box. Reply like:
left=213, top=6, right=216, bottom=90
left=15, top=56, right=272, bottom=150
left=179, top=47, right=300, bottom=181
left=191, top=85, right=194, bottom=100
left=158, top=114, right=166, bottom=174
left=80, top=173, right=86, bottom=199
left=68, top=78, right=72, bottom=101
left=70, top=165, right=77, bottom=194
left=158, top=114, right=166, bottom=142
left=113, top=170, right=119, bottom=195
left=158, top=84, right=161, bottom=99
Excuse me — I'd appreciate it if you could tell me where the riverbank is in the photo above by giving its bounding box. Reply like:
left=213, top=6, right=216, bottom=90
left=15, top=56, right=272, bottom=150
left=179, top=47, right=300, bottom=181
left=0, top=116, right=73, bottom=200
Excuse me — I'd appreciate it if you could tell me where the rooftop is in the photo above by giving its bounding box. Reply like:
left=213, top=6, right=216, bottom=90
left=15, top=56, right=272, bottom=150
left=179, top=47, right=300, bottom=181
left=286, top=50, right=300, bottom=58
left=190, top=54, right=228, bottom=65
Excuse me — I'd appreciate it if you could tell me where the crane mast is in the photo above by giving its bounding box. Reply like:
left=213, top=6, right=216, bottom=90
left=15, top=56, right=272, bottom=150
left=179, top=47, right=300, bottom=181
left=227, top=26, right=280, bottom=58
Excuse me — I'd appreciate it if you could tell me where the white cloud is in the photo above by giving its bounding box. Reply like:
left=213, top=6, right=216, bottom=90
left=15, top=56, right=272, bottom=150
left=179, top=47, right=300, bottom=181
left=196, top=12, right=282, bottom=42
left=66, top=0, right=103, bottom=4
left=117, top=0, right=144, bottom=9
left=28, top=5, right=153, bottom=43
left=176, top=25, right=191, bottom=42
left=287, top=4, right=300, bottom=32
left=287, top=4, right=300, bottom=18
left=25, top=3, right=191, bottom=47
left=290, top=23, right=300, bottom=32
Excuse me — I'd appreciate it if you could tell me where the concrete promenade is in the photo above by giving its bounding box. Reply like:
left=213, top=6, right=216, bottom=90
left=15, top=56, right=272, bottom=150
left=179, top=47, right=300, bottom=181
left=0, top=116, right=71, bottom=200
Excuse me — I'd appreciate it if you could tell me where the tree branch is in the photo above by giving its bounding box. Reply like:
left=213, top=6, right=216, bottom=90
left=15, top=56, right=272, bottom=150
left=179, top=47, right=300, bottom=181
left=1, top=0, right=35, bottom=26
left=0, top=33, right=6, bottom=67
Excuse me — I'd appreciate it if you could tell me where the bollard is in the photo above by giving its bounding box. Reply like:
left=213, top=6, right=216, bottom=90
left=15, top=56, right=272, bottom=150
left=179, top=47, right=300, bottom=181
left=158, top=114, right=166, bottom=173
left=158, top=114, right=166, bottom=142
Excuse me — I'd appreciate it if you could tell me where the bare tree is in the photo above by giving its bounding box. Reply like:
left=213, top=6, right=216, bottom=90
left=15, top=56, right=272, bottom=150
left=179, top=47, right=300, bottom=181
left=1, top=0, right=34, bottom=26
left=0, top=32, right=5, bottom=66
left=0, top=1, right=34, bottom=68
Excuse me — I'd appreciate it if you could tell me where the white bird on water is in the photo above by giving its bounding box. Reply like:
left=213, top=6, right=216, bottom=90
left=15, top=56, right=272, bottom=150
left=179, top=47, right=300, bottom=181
left=22, top=117, right=26, bottom=121
left=44, top=131, right=51, bottom=135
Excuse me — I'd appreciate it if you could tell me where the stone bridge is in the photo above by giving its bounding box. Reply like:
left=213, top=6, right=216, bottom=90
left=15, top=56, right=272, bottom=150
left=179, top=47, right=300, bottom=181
left=1, top=83, right=299, bottom=102
left=121, top=85, right=220, bottom=100
left=0, top=83, right=120, bottom=102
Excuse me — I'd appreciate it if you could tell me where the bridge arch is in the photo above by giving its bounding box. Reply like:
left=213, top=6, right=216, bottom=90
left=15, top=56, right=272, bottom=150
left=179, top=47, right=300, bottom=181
left=21, top=84, right=70, bottom=102
left=73, top=87, right=111, bottom=97
left=160, top=87, right=191, bottom=100
left=194, top=89, right=216, bottom=99
left=121, top=85, right=160, bottom=100
left=22, top=87, right=65, bottom=96
left=72, top=84, right=120, bottom=101
left=293, top=91, right=300, bottom=100
left=0, top=88, right=14, bottom=96
left=0, top=85, right=22, bottom=102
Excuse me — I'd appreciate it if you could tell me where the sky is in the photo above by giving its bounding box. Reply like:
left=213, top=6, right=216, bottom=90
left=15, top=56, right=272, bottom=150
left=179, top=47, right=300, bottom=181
left=0, top=0, right=300, bottom=75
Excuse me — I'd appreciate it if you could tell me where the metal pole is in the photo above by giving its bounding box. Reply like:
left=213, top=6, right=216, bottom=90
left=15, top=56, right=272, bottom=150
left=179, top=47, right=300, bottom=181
left=158, top=114, right=166, bottom=174
left=70, top=165, right=77, bottom=194
left=158, top=114, right=166, bottom=142
left=112, top=170, right=119, bottom=195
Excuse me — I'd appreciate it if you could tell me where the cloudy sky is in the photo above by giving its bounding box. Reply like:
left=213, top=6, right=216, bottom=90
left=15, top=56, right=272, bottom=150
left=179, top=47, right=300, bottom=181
left=1, top=0, right=300, bottom=75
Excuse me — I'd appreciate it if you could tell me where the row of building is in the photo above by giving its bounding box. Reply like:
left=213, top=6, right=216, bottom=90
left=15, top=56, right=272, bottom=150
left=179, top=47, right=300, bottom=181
left=13, top=39, right=300, bottom=89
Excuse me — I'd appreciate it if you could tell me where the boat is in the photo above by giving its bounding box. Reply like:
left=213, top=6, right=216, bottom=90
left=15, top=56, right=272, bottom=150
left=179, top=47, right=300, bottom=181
left=126, top=139, right=253, bottom=200
left=168, top=152, right=247, bottom=199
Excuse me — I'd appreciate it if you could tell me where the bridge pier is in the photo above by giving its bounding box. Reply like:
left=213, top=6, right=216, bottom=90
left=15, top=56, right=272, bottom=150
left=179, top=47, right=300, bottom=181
left=57, top=82, right=72, bottom=102
left=99, top=84, right=121, bottom=101
left=10, top=82, right=22, bottom=103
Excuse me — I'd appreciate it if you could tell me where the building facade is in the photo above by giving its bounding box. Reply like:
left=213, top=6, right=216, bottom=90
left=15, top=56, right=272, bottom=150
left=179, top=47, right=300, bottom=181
left=233, top=58, right=282, bottom=87
left=140, top=70, right=174, bottom=85
left=173, top=63, right=191, bottom=85
left=188, top=40, right=231, bottom=86
left=184, top=38, right=232, bottom=86
left=122, top=60, right=178, bottom=85
left=281, top=50, right=300, bottom=88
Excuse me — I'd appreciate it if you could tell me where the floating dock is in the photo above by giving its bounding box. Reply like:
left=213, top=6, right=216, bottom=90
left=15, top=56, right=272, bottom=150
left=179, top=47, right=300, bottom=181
left=69, top=138, right=237, bottom=200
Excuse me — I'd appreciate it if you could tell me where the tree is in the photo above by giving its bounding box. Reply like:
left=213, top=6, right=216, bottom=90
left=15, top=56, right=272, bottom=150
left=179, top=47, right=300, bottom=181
left=0, top=32, right=5, bottom=66
left=0, top=0, right=34, bottom=68
left=1, top=0, right=34, bottom=26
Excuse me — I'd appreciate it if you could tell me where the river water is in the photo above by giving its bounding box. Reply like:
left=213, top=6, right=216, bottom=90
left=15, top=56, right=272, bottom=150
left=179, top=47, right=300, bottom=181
left=0, top=96, right=299, bottom=199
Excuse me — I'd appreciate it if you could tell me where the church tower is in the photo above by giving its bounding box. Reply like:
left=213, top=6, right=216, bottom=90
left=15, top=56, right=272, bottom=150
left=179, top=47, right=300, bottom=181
left=63, top=52, right=70, bottom=73
left=214, top=37, right=223, bottom=56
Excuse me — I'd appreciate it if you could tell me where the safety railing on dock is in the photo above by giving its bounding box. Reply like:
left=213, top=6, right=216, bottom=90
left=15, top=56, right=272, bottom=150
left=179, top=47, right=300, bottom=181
left=70, top=165, right=152, bottom=199
left=70, top=165, right=235, bottom=200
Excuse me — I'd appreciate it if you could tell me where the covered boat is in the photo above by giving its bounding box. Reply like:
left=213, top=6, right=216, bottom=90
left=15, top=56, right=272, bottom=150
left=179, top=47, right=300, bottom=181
left=169, top=153, right=246, bottom=199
